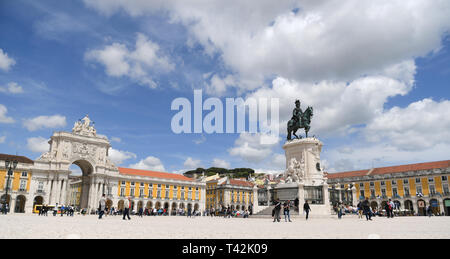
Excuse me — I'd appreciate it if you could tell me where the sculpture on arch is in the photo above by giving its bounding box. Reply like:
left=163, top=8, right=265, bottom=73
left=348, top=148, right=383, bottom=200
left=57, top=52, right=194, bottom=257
left=73, top=115, right=97, bottom=137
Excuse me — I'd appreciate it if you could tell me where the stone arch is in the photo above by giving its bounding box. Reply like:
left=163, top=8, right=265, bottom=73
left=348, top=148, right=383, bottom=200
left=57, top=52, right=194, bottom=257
left=381, top=200, right=388, bottom=210
left=106, top=199, right=113, bottom=210
left=155, top=201, right=161, bottom=209
left=194, top=203, right=199, bottom=212
left=171, top=202, right=177, bottom=215
left=14, top=195, right=27, bottom=213
left=137, top=201, right=144, bottom=210
left=146, top=201, right=153, bottom=209
left=417, top=199, right=426, bottom=216
left=117, top=200, right=124, bottom=211
left=35, top=116, right=118, bottom=214
left=444, top=198, right=450, bottom=216
left=70, top=159, right=95, bottom=210
left=393, top=200, right=401, bottom=210
left=429, top=199, right=440, bottom=215
left=370, top=201, right=378, bottom=210
left=404, top=200, right=413, bottom=211
left=33, top=196, right=44, bottom=211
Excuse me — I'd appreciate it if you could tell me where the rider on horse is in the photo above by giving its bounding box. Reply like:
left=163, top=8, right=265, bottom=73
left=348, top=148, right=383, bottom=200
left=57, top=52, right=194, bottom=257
left=291, top=99, right=303, bottom=126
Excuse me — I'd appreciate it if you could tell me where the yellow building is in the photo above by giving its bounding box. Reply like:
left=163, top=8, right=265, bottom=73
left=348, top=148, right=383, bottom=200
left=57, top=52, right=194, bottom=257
left=0, top=154, right=35, bottom=213
left=68, top=167, right=206, bottom=214
left=206, top=176, right=256, bottom=214
left=326, top=160, right=450, bottom=216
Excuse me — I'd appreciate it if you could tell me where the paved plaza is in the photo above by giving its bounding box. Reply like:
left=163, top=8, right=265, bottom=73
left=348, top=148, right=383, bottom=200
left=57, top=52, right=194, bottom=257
left=1, top=214, right=450, bottom=239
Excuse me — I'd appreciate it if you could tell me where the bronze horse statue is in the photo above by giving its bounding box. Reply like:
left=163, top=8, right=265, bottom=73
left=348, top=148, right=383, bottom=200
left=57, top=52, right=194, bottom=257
left=287, top=106, right=313, bottom=140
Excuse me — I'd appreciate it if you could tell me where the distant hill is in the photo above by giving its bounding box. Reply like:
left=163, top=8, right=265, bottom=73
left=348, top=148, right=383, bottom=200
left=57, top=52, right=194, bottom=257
left=184, top=167, right=255, bottom=179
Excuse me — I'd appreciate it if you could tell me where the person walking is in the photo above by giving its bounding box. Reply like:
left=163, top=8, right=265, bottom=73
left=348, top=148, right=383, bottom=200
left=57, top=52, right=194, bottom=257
left=303, top=200, right=311, bottom=220
left=98, top=194, right=106, bottom=219
left=187, top=206, right=192, bottom=218
left=123, top=197, right=131, bottom=220
left=337, top=203, right=343, bottom=219
left=389, top=199, right=395, bottom=218
left=357, top=201, right=363, bottom=219
left=362, top=198, right=372, bottom=221
left=427, top=205, right=433, bottom=217
left=273, top=200, right=281, bottom=222
left=283, top=200, right=292, bottom=222
left=138, top=206, right=143, bottom=217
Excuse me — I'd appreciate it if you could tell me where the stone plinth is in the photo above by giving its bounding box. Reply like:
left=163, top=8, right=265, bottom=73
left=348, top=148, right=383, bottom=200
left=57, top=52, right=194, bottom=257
left=282, top=137, right=331, bottom=215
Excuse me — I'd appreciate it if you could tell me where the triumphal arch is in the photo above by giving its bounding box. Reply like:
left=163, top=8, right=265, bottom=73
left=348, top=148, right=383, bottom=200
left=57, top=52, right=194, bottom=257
left=32, top=115, right=119, bottom=212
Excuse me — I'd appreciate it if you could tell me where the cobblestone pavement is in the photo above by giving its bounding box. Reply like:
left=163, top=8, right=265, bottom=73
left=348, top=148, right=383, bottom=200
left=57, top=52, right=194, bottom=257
left=1, top=214, right=449, bottom=239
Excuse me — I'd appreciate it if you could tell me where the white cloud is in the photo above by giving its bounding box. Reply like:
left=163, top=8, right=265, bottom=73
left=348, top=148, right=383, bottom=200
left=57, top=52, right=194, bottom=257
left=248, top=74, right=412, bottom=138
left=129, top=156, right=166, bottom=171
left=228, top=132, right=281, bottom=163
left=326, top=142, right=450, bottom=173
left=108, top=148, right=136, bottom=165
left=110, top=137, right=121, bottom=143
left=272, top=153, right=286, bottom=168
left=364, top=98, right=450, bottom=151
left=204, top=74, right=236, bottom=96
left=85, top=33, right=174, bottom=89
left=0, top=49, right=15, bottom=71
left=23, top=115, right=67, bottom=131
left=27, top=137, right=50, bottom=153
left=183, top=157, right=202, bottom=169
left=193, top=135, right=206, bottom=145
left=211, top=158, right=230, bottom=169
left=0, top=82, right=24, bottom=94
left=0, top=136, right=5, bottom=144
left=0, top=104, right=14, bottom=124
left=84, top=0, right=450, bottom=91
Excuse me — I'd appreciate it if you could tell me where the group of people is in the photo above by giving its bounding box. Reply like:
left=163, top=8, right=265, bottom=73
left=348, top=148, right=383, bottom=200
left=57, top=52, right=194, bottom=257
left=356, top=198, right=397, bottom=220
left=219, top=206, right=250, bottom=218
left=271, top=199, right=312, bottom=222
left=0, top=203, right=9, bottom=214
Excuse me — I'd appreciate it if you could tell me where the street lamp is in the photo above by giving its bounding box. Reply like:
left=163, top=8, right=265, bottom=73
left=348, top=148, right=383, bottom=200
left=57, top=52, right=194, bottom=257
left=3, top=159, right=18, bottom=214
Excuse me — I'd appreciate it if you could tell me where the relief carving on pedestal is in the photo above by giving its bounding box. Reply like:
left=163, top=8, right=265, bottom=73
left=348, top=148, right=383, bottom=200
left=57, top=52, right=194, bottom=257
left=285, top=156, right=305, bottom=183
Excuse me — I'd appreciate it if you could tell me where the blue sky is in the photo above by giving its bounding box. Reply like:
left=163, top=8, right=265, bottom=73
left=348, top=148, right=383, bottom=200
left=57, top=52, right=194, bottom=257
left=1, top=0, right=449, bottom=174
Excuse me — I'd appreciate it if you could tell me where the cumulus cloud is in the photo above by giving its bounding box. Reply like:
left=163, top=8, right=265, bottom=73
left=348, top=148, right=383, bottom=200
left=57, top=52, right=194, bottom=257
left=364, top=98, right=450, bottom=151
left=183, top=157, right=202, bottom=169
left=211, top=158, right=230, bottom=169
left=248, top=74, right=412, bottom=138
left=85, top=33, right=174, bottom=88
left=129, top=156, right=166, bottom=171
left=84, top=0, right=450, bottom=91
left=0, top=136, right=5, bottom=144
left=27, top=137, right=50, bottom=153
left=0, top=49, right=15, bottom=71
left=0, top=104, right=14, bottom=124
left=82, top=0, right=450, bottom=173
left=228, top=132, right=280, bottom=163
left=108, top=148, right=136, bottom=165
left=23, top=115, right=67, bottom=131
left=0, top=82, right=24, bottom=94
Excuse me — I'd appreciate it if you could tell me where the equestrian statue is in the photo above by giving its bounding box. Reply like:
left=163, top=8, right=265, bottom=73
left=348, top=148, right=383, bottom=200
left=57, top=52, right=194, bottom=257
left=287, top=99, right=313, bottom=140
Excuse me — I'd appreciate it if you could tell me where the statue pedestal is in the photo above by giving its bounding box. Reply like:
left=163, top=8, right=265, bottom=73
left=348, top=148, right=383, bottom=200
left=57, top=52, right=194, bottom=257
left=282, top=138, right=331, bottom=216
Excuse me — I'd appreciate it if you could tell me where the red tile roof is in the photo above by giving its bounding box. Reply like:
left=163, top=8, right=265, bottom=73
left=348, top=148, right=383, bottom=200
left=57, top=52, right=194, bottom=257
left=370, top=160, right=450, bottom=175
left=325, top=169, right=369, bottom=179
left=326, top=160, right=450, bottom=179
left=0, top=153, right=34, bottom=165
left=118, top=167, right=194, bottom=182
left=220, top=178, right=254, bottom=187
